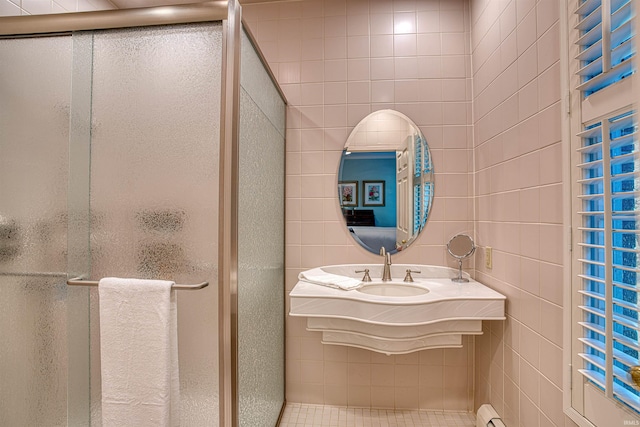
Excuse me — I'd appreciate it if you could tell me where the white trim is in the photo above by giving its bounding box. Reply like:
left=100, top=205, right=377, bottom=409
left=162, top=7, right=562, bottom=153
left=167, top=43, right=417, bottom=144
left=585, top=384, right=640, bottom=426
left=582, top=77, right=635, bottom=123
left=561, top=0, right=578, bottom=420
left=565, top=407, right=598, bottom=427
left=564, top=0, right=593, bottom=422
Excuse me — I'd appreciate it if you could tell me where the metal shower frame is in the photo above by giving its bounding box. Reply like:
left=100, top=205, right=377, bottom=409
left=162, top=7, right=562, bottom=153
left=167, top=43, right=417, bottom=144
left=0, top=2, right=286, bottom=426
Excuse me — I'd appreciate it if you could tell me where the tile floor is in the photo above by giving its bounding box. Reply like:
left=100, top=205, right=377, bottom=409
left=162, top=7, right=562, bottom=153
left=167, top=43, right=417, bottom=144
left=278, top=403, right=476, bottom=427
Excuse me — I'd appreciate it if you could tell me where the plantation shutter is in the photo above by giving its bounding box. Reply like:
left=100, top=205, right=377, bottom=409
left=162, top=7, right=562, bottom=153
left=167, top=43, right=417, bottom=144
left=573, top=0, right=639, bottom=414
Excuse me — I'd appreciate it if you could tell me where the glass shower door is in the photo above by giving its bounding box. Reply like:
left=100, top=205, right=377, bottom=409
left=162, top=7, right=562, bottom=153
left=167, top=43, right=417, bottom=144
left=1, top=22, right=225, bottom=426
left=86, top=23, right=223, bottom=425
left=0, top=36, right=74, bottom=427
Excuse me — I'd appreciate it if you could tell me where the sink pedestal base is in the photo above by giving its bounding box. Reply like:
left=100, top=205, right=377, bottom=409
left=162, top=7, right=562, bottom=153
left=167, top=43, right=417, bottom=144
left=306, top=317, right=483, bottom=355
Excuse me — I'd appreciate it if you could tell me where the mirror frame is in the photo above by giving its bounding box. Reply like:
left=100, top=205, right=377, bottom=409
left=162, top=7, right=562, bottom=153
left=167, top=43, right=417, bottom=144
left=447, top=233, right=476, bottom=260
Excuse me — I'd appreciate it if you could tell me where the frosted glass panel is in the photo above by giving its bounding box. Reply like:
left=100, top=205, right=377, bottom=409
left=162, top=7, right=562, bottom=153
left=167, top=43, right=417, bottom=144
left=0, top=36, right=72, bottom=427
left=238, top=28, right=286, bottom=427
left=240, top=30, right=285, bottom=137
left=67, top=32, right=94, bottom=427
left=88, top=23, right=222, bottom=426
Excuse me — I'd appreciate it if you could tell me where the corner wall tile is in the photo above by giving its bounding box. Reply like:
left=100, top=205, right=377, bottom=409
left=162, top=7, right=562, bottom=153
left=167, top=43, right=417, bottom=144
left=241, top=0, right=564, bottom=420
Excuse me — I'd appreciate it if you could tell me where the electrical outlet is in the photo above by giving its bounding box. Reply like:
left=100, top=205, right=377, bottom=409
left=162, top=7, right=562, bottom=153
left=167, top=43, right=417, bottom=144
left=485, top=246, right=492, bottom=269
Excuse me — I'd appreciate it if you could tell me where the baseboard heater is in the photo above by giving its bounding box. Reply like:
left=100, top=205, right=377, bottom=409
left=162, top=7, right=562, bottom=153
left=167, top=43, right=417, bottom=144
left=476, top=404, right=506, bottom=427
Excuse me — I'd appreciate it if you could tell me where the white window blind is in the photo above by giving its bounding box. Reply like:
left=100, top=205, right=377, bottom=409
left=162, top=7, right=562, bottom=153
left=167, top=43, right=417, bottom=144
left=575, top=0, right=635, bottom=95
left=574, top=0, right=639, bottom=413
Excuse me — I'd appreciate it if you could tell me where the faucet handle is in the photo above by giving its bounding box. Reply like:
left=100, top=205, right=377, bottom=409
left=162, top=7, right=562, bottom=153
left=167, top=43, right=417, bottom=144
left=380, top=247, right=386, bottom=256
left=355, top=269, right=372, bottom=282
left=403, top=269, right=421, bottom=282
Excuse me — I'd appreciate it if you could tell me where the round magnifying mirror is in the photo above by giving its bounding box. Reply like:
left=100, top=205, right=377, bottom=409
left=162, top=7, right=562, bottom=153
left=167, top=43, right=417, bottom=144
left=447, top=234, right=475, bottom=282
left=337, top=110, right=434, bottom=255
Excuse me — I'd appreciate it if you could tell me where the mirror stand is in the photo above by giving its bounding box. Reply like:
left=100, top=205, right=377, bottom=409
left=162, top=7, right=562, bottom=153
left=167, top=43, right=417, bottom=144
left=452, top=258, right=468, bottom=283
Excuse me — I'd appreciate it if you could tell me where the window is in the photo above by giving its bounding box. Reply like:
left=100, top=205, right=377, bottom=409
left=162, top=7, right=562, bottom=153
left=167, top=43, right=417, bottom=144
left=567, top=0, right=640, bottom=424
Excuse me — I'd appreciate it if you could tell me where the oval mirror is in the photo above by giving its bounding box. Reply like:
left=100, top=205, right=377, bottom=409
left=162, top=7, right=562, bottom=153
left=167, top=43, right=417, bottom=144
left=337, top=110, right=434, bottom=254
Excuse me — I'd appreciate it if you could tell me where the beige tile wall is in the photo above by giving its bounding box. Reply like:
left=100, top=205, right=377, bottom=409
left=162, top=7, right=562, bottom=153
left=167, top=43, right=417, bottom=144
left=243, top=0, right=477, bottom=411
left=469, top=1, right=572, bottom=426
left=0, top=0, right=114, bottom=15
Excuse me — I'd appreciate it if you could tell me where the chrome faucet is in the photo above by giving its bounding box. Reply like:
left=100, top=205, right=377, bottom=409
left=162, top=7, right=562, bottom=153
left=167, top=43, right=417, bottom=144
left=380, top=247, right=392, bottom=281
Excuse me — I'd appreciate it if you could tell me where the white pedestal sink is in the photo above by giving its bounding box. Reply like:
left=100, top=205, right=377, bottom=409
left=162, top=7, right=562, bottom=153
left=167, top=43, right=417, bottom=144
left=289, top=264, right=506, bottom=355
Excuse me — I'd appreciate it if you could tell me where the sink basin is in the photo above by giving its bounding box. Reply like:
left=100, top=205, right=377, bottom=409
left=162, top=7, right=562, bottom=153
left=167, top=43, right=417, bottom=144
left=289, top=264, right=506, bottom=355
left=356, top=282, right=429, bottom=296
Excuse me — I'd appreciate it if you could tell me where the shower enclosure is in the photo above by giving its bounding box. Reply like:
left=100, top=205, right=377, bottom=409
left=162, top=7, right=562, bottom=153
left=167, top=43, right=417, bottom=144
left=0, top=2, right=285, bottom=426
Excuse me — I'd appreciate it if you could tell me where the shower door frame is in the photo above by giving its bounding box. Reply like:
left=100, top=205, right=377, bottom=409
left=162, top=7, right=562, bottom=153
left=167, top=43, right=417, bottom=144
left=0, top=2, right=285, bottom=426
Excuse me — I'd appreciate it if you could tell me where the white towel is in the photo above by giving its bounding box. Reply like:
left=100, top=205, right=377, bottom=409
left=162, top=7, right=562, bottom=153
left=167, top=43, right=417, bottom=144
left=99, top=278, right=180, bottom=427
left=298, top=270, right=362, bottom=290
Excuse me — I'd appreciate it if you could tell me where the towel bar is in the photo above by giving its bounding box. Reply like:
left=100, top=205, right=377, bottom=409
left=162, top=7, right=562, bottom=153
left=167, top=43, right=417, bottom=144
left=67, top=278, right=209, bottom=290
